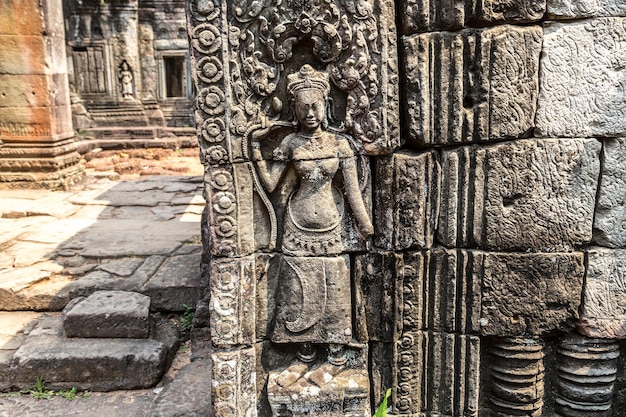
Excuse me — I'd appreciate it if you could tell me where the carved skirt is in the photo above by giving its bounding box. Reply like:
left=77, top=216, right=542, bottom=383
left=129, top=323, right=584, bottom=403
left=271, top=255, right=352, bottom=345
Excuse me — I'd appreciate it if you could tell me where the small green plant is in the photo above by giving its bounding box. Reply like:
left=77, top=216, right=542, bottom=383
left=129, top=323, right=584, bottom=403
left=30, top=376, right=53, bottom=400
left=181, top=303, right=195, bottom=334
left=373, top=388, right=391, bottom=417
left=57, top=387, right=77, bottom=400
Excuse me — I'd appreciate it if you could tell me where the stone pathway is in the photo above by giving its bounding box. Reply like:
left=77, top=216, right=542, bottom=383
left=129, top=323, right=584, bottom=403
left=0, top=175, right=212, bottom=416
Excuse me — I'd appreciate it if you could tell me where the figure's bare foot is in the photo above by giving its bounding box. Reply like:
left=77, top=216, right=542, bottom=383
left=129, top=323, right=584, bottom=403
left=297, top=343, right=317, bottom=363
left=327, top=344, right=347, bottom=366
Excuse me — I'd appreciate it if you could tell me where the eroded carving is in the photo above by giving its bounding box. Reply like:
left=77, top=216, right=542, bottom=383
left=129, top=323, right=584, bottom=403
left=579, top=249, right=626, bottom=339
left=536, top=18, right=626, bottom=138
left=404, top=25, right=542, bottom=146
left=439, top=139, right=600, bottom=251
left=250, top=65, right=372, bottom=362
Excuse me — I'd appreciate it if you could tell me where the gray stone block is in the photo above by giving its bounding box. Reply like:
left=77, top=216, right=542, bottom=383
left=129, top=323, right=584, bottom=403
left=142, top=254, right=205, bottom=312
left=594, top=138, right=626, bottom=248
left=146, top=359, right=212, bottom=417
left=12, top=315, right=178, bottom=391
left=547, top=0, right=626, bottom=18
left=401, top=0, right=545, bottom=34
left=536, top=18, right=626, bottom=138
left=481, top=252, right=584, bottom=336
left=579, top=248, right=626, bottom=339
left=404, top=25, right=542, bottom=146
left=439, top=139, right=601, bottom=251
left=62, top=290, right=151, bottom=339
left=374, top=150, right=440, bottom=251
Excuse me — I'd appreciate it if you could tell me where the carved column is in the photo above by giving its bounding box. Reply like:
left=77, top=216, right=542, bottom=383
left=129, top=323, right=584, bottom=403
left=0, top=0, right=82, bottom=188
left=186, top=0, right=399, bottom=416
left=556, top=334, right=619, bottom=417
left=488, top=337, right=545, bottom=417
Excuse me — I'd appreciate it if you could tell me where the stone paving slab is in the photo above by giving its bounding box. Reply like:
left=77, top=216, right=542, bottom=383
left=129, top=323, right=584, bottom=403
left=145, top=359, right=212, bottom=417
left=142, top=254, right=205, bottom=312
left=0, top=390, right=155, bottom=417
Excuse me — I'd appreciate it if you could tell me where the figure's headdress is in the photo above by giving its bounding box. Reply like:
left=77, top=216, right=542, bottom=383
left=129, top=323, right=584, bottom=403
left=287, top=64, right=330, bottom=97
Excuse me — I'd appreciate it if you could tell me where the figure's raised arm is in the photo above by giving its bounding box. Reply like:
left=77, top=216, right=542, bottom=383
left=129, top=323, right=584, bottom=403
left=252, top=135, right=292, bottom=193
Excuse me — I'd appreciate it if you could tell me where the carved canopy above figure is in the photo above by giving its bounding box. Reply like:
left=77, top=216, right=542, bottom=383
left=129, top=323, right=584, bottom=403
left=188, top=0, right=399, bottom=167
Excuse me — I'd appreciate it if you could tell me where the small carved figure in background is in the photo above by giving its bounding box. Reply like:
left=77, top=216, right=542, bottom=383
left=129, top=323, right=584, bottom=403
left=252, top=64, right=373, bottom=364
left=119, top=60, right=134, bottom=99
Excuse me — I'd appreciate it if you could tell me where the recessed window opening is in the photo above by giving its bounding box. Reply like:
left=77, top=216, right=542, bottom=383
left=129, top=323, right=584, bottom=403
left=164, top=56, right=185, bottom=98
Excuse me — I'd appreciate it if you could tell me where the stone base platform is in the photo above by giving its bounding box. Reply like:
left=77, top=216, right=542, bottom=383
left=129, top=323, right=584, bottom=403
left=0, top=313, right=178, bottom=392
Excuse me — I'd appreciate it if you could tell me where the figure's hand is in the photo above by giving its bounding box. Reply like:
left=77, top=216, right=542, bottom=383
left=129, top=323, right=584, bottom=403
left=360, top=221, right=374, bottom=238
left=251, top=141, right=263, bottom=161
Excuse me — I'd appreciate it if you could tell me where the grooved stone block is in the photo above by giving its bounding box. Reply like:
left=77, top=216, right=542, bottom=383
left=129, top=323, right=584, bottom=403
left=579, top=249, right=626, bottom=339
left=439, top=139, right=601, bottom=251
left=374, top=150, right=440, bottom=251
left=536, top=18, right=626, bottom=138
left=401, top=0, right=545, bottom=34
left=594, top=138, right=626, bottom=248
left=392, top=331, right=480, bottom=416
left=403, top=25, right=542, bottom=146
left=62, top=291, right=150, bottom=339
left=211, top=348, right=257, bottom=417
left=547, top=0, right=626, bottom=18
left=481, top=252, right=584, bottom=336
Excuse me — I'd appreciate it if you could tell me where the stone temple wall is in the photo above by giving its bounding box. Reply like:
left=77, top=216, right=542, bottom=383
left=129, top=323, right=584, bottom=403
left=186, top=0, right=626, bottom=416
left=63, top=0, right=195, bottom=140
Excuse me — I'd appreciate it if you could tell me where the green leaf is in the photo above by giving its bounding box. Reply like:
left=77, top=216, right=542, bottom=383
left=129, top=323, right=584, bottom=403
left=373, top=388, right=391, bottom=417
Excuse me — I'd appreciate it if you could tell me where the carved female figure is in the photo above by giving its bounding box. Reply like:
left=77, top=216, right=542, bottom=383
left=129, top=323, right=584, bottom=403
left=252, top=64, right=373, bottom=362
left=119, top=60, right=134, bottom=100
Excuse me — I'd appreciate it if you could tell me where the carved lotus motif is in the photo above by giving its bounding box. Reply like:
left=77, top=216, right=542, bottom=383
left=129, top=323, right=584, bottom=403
left=192, top=23, right=221, bottom=54
left=198, top=86, right=225, bottom=115
left=206, top=145, right=229, bottom=164
left=202, top=118, right=226, bottom=143
left=197, top=56, right=223, bottom=83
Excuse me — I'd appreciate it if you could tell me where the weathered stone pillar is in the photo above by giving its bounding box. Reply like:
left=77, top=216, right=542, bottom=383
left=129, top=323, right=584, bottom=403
left=0, top=0, right=82, bottom=188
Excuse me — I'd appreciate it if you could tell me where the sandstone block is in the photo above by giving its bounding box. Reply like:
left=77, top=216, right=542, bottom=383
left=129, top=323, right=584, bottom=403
left=481, top=252, right=584, bottom=336
left=594, top=138, right=626, bottom=248
left=578, top=249, right=626, bottom=339
left=402, top=250, right=482, bottom=335
left=12, top=315, right=178, bottom=391
left=146, top=359, right=213, bottom=417
left=393, top=331, right=480, bottom=416
left=357, top=249, right=483, bottom=341
left=354, top=251, right=402, bottom=342
left=0, top=75, right=50, bottom=108
left=439, top=139, right=600, bottom=251
left=62, top=291, right=151, bottom=339
left=0, top=35, right=47, bottom=77
left=374, top=150, right=440, bottom=251
left=536, top=18, right=626, bottom=138
left=189, top=0, right=399, bottom=161
left=401, top=0, right=545, bottom=34
left=547, top=0, right=626, bottom=18
left=404, top=25, right=541, bottom=146
left=0, top=0, right=44, bottom=36
left=212, top=348, right=257, bottom=417
left=209, top=256, right=256, bottom=347
left=142, top=254, right=205, bottom=312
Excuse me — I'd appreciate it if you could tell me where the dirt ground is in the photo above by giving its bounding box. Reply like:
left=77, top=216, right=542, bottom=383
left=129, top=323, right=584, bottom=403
left=82, top=147, right=204, bottom=178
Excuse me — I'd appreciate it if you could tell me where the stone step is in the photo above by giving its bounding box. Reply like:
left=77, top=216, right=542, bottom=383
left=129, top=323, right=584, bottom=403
left=62, top=291, right=151, bottom=339
left=2, top=313, right=178, bottom=392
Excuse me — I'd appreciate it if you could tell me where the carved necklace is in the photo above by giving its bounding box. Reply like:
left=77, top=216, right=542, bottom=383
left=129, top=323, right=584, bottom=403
left=303, top=133, right=324, bottom=151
